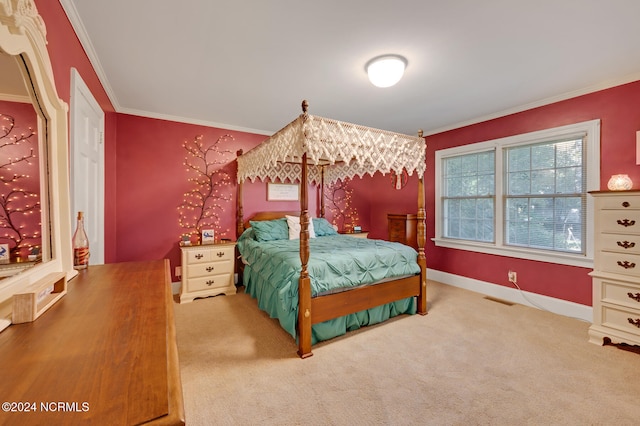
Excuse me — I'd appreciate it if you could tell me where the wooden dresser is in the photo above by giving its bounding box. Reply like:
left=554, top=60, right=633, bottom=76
left=388, top=214, right=418, bottom=249
left=180, top=242, right=236, bottom=303
left=0, top=260, right=185, bottom=425
left=589, top=190, right=640, bottom=347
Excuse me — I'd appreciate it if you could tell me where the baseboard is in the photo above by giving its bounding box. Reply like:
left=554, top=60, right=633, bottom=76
left=427, top=268, right=593, bottom=323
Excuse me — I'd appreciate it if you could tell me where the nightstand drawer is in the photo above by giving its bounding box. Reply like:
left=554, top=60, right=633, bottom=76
left=187, top=260, right=233, bottom=278
left=189, top=273, right=233, bottom=292
left=186, top=245, right=234, bottom=263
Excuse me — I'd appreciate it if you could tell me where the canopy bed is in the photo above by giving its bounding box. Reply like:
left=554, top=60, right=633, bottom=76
left=236, top=101, right=427, bottom=358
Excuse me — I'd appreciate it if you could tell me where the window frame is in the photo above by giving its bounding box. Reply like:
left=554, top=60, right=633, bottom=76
left=433, top=119, right=600, bottom=268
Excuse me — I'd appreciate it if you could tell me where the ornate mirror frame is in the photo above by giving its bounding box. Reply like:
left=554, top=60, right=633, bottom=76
left=0, top=0, right=75, bottom=326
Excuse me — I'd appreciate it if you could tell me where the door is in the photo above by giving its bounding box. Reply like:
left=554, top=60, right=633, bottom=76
left=70, top=68, right=105, bottom=264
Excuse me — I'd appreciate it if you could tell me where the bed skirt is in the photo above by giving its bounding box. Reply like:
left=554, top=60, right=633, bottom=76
left=243, top=266, right=416, bottom=345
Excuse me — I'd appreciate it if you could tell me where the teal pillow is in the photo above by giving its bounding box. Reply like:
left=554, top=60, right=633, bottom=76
left=249, top=218, right=289, bottom=241
left=313, top=218, right=338, bottom=236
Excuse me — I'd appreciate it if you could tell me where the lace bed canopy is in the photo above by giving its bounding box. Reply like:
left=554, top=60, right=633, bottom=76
left=236, top=100, right=426, bottom=185
left=234, top=101, right=428, bottom=359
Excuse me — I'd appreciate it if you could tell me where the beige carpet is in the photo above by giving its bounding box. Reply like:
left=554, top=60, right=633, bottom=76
left=173, top=281, right=640, bottom=425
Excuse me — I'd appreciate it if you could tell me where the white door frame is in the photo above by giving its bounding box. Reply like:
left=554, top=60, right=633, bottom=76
left=70, top=68, right=105, bottom=264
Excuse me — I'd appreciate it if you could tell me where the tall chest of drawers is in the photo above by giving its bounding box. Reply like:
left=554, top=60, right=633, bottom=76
left=589, top=190, right=640, bottom=346
left=388, top=214, right=418, bottom=249
left=180, top=242, right=236, bottom=303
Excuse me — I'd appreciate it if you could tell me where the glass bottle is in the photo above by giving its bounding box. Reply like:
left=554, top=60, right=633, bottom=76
left=72, top=211, right=90, bottom=270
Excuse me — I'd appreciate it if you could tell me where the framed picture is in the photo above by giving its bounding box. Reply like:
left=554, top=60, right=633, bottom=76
left=201, top=229, right=215, bottom=243
left=267, top=183, right=299, bottom=201
left=0, top=244, right=8, bottom=261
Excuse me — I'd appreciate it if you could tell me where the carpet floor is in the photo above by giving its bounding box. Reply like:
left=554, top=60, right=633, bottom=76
left=173, top=280, right=640, bottom=425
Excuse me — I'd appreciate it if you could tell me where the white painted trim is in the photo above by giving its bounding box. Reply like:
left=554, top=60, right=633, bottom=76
left=70, top=68, right=105, bottom=264
left=59, top=0, right=119, bottom=110
left=427, top=268, right=593, bottom=323
left=0, top=93, right=30, bottom=103
left=116, top=106, right=272, bottom=136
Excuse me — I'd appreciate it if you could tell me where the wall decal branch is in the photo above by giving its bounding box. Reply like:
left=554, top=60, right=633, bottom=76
left=178, top=134, right=234, bottom=242
left=0, top=112, right=40, bottom=257
left=325, top=177, right=359, bottom=232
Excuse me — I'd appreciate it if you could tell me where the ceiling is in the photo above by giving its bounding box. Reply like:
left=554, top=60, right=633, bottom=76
left=61, top=0, right=640, bottom=136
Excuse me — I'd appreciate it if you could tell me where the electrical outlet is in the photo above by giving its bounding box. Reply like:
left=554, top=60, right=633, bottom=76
left=175, top=266, right=181, bottom=277
left=508, top=270, right=517, bottom=284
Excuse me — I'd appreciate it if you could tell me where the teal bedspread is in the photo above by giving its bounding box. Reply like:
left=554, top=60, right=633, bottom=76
left=237, top=230, right=420, bottom=344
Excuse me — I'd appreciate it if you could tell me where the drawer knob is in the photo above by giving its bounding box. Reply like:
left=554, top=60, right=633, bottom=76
left=617, top=219, right=636, bottom=227
left=617, top=241, right=636, bottom=249
left=628, top=292, right=640, bottom=302
left=217, top=251, right=225, bottom=257
left=195, top=253, right=204, bottom=259
left=628, top=318, right=640, bottom=328
left=622, top=201, right=630, bottom=208
left=206, top=266, right=215, bottom=272
left=617, top=260, right=636, bottom=269
left=206, top=280, right=215, bottom=286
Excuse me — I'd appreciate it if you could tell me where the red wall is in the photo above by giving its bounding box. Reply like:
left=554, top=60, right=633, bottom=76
left=356, top=173, right=421, bottom=240
left=392, top=81, right=640, bottom=306
left=113, top=114, right=323, bottom=280
left=30, top=1, right=640, bottom=306
left=34, top=0, right=119, bottom=263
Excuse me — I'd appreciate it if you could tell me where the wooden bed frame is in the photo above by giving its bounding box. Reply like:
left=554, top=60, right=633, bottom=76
left=236, top=152, right=427, bottom=359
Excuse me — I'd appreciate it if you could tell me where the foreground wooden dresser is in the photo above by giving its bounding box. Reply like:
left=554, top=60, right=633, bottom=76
left=0, top=260, right=185, bottom=425
left=589, top=190, right=640, bottom=347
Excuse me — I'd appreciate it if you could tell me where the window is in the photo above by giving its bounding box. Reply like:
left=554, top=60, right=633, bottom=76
left=442, top=151, right=495, bottom=242
left=434, top=120, right=599, bottom=268
left=504, top=138, right=584, bottom=253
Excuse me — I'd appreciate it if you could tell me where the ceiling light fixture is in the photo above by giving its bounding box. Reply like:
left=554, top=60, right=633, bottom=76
left=365, top=54, right=407, bottom=88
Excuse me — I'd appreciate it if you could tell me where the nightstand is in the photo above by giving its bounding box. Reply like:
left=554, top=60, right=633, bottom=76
left=340, top=231, right=369, bottom=239
left=179, top=241, right=236, bottom=303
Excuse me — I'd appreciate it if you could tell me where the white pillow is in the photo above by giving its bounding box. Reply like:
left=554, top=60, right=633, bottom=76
left=285, top=215, right=316, bottom=239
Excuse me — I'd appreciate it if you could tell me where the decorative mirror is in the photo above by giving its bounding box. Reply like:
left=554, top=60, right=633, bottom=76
left=0, top=0, right=75, bottom=326
left=0, top=52, right=46, bottom=276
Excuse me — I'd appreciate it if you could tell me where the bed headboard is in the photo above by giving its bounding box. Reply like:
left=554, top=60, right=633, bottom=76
left=242, top=211, right=300, bottom=231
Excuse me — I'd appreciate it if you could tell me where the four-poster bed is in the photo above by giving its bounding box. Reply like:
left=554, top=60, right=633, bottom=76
left=236, top=100, right=427, bottom=358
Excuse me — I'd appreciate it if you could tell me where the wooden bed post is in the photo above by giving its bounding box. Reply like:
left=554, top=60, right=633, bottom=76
left=236, top=149, right=244, bottom=238
left=298, top=153, right=313, bottom=358
left=320, top=166, right=325, bottom=218
left=297, top=101, right=313, bottom=358
left=416, top=131, right=428, bottom=315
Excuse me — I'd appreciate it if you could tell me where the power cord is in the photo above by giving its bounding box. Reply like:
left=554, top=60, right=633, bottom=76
left=507, top=276, right=588, bottom=322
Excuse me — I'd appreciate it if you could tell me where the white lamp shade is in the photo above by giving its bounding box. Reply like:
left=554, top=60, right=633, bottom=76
left=366, top=55, right=407, bottom=88
left=607, top=174, right=633, bottom=191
